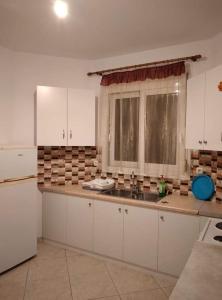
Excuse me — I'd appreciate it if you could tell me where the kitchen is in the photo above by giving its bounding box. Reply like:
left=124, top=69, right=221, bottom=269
left=0, top=1, right=222, bottom=299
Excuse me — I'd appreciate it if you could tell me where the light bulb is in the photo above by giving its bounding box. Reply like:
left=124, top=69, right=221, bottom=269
left=54, top=0, right=68, bottom=18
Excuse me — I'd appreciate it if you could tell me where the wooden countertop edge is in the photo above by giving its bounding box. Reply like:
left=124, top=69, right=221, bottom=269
left=39, top=185, right=200, bottom=216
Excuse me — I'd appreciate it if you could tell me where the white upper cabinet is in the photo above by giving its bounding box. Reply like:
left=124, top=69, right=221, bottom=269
left=36, top=86, right=96, bottom=146
left=68, top=89, right=95, bottom=146
left=186, top=65, right=222, bottom=150
left=36, top=86, right=67, bottom=146
left=186, top=73, right=205, bottom=149
left=204, top=65, right=222, bottom=150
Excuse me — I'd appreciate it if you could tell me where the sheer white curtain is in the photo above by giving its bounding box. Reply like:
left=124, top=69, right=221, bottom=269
left=98, top=74, right=188, bottom=178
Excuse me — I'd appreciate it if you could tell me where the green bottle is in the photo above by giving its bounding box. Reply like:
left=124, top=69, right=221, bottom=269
left=159, top=175, right=166, bottom=197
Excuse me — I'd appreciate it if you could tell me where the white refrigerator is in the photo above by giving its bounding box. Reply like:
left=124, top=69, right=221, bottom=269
left=0, top=146, right=37, bottom=274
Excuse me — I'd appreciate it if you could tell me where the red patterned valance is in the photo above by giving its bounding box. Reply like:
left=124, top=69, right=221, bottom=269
left=101, top=61, right=185, bottom=86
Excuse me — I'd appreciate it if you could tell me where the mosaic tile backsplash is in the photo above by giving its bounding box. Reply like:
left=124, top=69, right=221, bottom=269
left=38, top=146, right=222, bottom=200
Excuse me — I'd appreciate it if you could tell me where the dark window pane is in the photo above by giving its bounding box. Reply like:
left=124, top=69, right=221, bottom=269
left=145, top=94, right=177, bottom=165
left=114, top=97, right=139, bottom=162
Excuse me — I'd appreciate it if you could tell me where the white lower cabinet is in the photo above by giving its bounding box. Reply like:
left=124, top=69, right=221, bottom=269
left=67, top=196, right=93, bottom=251
left=94, top=200, right=124, bottom=259
left=94, top=201, right=158, bottom=270
left=43, top=192, right=200, bottom=277
left=123, top=205, right=158, bottom=270
left=158, top=211, right=200, bottom=276
left=44, top=192, right=67, bottom=244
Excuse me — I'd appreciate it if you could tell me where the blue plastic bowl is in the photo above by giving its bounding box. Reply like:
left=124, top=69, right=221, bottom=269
left=192, top=174, right=215, bottom=201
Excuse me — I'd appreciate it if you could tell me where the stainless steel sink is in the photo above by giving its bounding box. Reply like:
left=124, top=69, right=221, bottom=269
left=101, top=188, right=162, bottom=202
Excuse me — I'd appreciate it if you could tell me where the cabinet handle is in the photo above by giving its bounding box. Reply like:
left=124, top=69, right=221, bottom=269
left=118, top=207, right=122, bottom=213
left=70, top=130, right=72, bottom=139
left=203, top=140, right=207, bottom=144
left=160, top=216, right=165, bottom=221
left=125, top=209, right=128, bottom=214
left=88, top=202, right=92, bottom=207
left=198, top=140, right=202, bottom=144
left=62, top=130, right=65, bottom=139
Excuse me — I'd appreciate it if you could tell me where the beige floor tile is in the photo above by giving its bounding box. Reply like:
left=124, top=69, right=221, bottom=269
left=106, top=262, right=159, bottom=294
left=162, top=285, right=175, bottom=297
left=0, top=283, right=25, bottom=300
left=67, top=253, right=106, bottom=276
left=0, top=262, right=29, bottom=285
left=66, top=248, right=83, bottom=258
left=29, top=256, right=68, bottom=281
left=98, top=297, right=121, bottom=300
left=0, top=262, right=28, bottom=300
left=120, top=289, right=167, bottom=300
left=24, top=277, right=73, bottom=300
left=37, top=241, right=66, bottom=259
left=70, top=269, right=118, bottom=300
left=153, top=273, right=177, bottom=288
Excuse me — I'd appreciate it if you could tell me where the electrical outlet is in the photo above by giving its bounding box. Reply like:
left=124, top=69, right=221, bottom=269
left=93, top=159, right=98, bottom=167
left=196, top=167, right=203, bottom=174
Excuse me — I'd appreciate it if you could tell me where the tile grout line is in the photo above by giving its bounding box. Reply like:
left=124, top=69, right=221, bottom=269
left=160, top=285, right=174, bottom=299
left=23, top=262, right=30, bottom=300
left=116, top=287, right=169, bottom=299
left=160, top=286, right=169, bottom=299
left=103, top=262, right=121, bottom=299
left=65, top=249, right=76, bottom=300
left=104, top=261, right=169, bottom=299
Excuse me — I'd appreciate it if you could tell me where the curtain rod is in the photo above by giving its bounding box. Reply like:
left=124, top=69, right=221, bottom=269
left=87, top=54, right=202, bottom=76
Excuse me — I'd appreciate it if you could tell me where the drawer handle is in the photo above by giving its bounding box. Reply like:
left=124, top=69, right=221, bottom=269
left=88, top=202, right=92, bottom=207
left=70, top=130, right=72, bottom=139
left=118, top=207, right=122, bottom=213
left=198, top=140, right=202, bottom=144
left=62, top=130, right=65, bottom=139
left=125, top=209, right=128, bottom=214
left=203, top=140, right=207, bottom=144
left=160, top=216, right=164, bottom=221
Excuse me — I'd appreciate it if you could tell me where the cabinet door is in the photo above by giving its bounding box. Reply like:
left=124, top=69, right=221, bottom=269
left=94, top=200, right=123, bottom=259
left=44, top=192, right=67, bottom=244
left=67, top=196, right=93, bottom=251
left=204, top=65, right=222, bottom=150
left=158, top=211, right=199, bottom=276
left=185, top=73, right=205, bottom=149
left=123, top=206, right=158, bottom=270
left=68, top=89, right=95, bottom=146
left=36, top=86, right=67, bottom=146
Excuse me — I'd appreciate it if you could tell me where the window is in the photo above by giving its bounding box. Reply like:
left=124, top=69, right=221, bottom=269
left=101, top=75, right=187, bottom=178
left=145, top=93, right=178, bottom=165
left=108, top=92, right=140, bottom=169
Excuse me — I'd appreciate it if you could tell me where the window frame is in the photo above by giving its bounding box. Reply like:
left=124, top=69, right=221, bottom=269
left=102, top=76, right=187, bottom=179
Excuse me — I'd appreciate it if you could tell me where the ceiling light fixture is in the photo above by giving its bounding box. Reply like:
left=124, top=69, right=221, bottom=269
left=53, top=0, right=68, bottom=18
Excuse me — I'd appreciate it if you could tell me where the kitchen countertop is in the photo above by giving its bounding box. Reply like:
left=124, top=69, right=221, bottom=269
left=39, top=184, right=206, bottom=216
left=170, top=241, right=222, bottom=300
left=199, top=198, right=222, bottom=218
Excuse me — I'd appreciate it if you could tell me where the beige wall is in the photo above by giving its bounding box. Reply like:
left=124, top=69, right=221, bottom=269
left=0, top=46, right=14, bottom=144
left=1, top=33, right=222, bottom=146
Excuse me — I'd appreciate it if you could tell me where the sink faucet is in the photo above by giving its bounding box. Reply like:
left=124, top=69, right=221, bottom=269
left=131, top=171, right=140, bottom=197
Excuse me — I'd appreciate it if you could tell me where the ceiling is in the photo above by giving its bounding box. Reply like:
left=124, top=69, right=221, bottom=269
left=0, top=0, right=222, bottom=59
